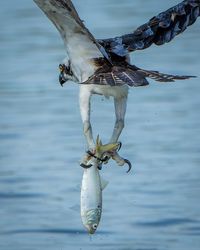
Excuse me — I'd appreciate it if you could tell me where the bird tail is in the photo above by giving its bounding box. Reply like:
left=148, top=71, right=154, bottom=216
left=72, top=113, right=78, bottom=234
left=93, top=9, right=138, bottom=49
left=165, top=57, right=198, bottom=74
left=135, top=67, right=196, bottom=83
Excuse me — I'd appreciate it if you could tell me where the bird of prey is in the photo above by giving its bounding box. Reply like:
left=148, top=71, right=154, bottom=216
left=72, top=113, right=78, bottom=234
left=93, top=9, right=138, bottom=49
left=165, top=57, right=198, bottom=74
left=33, top=0, right=200, bottom=168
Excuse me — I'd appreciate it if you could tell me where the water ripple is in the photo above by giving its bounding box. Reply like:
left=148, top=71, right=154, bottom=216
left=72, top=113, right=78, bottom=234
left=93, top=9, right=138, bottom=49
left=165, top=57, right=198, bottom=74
left=134, top=218, right=197, bottom=228
left=0, top=192, right=46, bottom=199
left=2, top=228, right=111, bottom=235
left=0, top=1, right=200, bottom=250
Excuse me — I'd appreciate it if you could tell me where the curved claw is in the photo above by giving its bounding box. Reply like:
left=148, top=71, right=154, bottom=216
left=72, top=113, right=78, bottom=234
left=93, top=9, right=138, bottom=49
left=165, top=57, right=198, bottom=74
left=97, top=164, right=102, bottom=170
left=117, top=142, right=122, bottom=152
left=80, top=163, right=92, bottom=169
left=101, top=155, right=109, bottom=162
left=124, top=159, right=132, bottom=173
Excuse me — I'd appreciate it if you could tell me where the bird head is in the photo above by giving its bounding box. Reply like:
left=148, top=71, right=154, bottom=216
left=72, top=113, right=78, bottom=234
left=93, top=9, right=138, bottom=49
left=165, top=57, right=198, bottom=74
left=58, top=60, right=74, bottom=86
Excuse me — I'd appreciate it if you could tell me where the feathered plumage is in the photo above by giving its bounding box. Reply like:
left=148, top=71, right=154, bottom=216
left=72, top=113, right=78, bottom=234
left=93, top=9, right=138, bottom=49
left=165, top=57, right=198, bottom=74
left=33, top=0, right=199, bottom=169
left=99, top=0, right=200, bottom=56
left=34, top=0, right=199, bottom=87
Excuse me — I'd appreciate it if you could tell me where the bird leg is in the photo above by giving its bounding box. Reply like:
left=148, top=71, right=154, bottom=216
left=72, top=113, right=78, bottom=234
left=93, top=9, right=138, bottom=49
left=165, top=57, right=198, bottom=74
left=103, top=96, right=132, bottom=171
left=79, top=86, right=95, bottom=149
left=79, top=86, right=131, bottom=171
left=110, top=96, right=127, bottom=143
left=79, top=87, right=96, bottom=167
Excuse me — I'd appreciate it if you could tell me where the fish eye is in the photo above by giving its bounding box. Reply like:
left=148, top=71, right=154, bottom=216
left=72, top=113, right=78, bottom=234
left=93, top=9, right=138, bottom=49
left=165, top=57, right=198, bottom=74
left=92, top=224, right=97, bottom=230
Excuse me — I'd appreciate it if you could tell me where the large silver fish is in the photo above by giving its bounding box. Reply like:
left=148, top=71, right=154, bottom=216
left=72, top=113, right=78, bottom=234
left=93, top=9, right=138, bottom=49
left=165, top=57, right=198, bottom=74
left=80, top=137, right=120, bottom=234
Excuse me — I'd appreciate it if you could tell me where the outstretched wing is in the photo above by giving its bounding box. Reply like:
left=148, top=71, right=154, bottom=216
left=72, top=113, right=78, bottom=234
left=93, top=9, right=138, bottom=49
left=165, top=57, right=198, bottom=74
left=99, top=0, right=200, bottom=57
left=34, top=0, right=108, bottom=82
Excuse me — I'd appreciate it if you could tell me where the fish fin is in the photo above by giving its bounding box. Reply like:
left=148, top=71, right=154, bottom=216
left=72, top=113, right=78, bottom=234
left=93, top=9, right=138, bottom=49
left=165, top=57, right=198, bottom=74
left=100, top=177, right=109, bottom=190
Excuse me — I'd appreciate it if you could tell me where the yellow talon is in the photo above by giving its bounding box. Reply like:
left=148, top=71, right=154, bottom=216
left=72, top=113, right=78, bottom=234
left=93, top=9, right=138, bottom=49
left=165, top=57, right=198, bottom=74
left=94, top=135, right=132, bottom=172
left=95, top=135, right=120, bottom=158
left=80, top=136, right=132, bottom=172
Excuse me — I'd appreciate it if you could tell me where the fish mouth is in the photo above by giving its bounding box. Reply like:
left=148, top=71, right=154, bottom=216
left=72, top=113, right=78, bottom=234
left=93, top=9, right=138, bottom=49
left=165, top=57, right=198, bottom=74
left=82, top=208, right=101, bottom=234
left=86, top=223, right=98, bottom=234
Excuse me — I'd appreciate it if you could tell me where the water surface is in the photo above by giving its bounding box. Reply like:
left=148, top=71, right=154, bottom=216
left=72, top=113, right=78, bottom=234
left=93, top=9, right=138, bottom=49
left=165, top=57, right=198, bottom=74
left=0, top=1, right=200, bottom=250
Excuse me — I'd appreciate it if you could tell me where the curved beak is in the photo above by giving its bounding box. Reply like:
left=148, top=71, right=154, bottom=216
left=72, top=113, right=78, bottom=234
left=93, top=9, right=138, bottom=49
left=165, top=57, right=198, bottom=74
left=59, top=72, right=66, bottom=86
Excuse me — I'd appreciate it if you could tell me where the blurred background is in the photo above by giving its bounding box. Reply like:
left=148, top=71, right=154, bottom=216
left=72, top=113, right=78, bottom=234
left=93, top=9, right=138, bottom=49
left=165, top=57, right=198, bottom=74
left=0, top=0, right=200, bottom=249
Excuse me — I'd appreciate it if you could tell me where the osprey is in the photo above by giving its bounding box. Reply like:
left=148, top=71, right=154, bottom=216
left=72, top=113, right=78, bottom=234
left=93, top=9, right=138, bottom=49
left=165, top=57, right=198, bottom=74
left=34, top=0, right=200, bottom=168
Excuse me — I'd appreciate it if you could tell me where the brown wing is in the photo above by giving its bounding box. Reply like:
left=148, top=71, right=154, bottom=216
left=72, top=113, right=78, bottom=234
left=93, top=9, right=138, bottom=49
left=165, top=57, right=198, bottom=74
left=83, top=61, right=195, bottom=87
left=34, top=0, right=110, bottom=82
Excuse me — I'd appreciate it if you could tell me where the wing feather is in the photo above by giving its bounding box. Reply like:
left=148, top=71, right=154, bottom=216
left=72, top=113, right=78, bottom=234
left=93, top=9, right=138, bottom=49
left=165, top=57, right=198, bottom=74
left=34, top=0, right=107, bottom=82
left=99, top=0, right=200, bottom=56
left=83, top=67, right=149, bottom=87
left=83, top=65, right=195, bottom=87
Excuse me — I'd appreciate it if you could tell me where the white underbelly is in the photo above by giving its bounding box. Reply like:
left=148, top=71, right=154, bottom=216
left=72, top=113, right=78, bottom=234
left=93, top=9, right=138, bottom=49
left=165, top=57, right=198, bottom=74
left=91, top=84, right=128, bottom=99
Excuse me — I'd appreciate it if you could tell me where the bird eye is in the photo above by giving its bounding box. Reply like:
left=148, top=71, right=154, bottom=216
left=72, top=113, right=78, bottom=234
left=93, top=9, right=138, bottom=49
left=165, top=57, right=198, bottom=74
left=92, top=224, right=97, bottom=230
left=59, top=64, right=64, bottom=72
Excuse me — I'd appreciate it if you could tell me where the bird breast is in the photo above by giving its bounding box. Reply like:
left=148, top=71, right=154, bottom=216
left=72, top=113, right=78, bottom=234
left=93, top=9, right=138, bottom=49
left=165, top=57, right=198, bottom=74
left=90, top=84, right=128, bottom=99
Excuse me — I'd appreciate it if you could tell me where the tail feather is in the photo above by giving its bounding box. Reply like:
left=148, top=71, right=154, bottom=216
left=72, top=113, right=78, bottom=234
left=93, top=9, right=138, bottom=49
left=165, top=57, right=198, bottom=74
left=137, top=68, right=196, bottom=82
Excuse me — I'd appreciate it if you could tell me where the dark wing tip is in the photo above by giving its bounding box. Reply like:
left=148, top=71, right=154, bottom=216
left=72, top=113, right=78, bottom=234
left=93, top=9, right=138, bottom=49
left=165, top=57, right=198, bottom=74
left=138, top=68, right=197, bottom=82
left=99, top=0, right=200, bottom=56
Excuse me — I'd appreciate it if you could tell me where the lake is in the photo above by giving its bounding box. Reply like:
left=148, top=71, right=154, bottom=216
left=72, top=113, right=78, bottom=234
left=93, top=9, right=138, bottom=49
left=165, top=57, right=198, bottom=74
left=0, top=1, right=200, bottom=250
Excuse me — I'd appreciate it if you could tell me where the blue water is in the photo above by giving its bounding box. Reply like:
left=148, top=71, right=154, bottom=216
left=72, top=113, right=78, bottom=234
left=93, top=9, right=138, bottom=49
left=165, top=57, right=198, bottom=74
left=0, top=1, right=200, bottom=249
